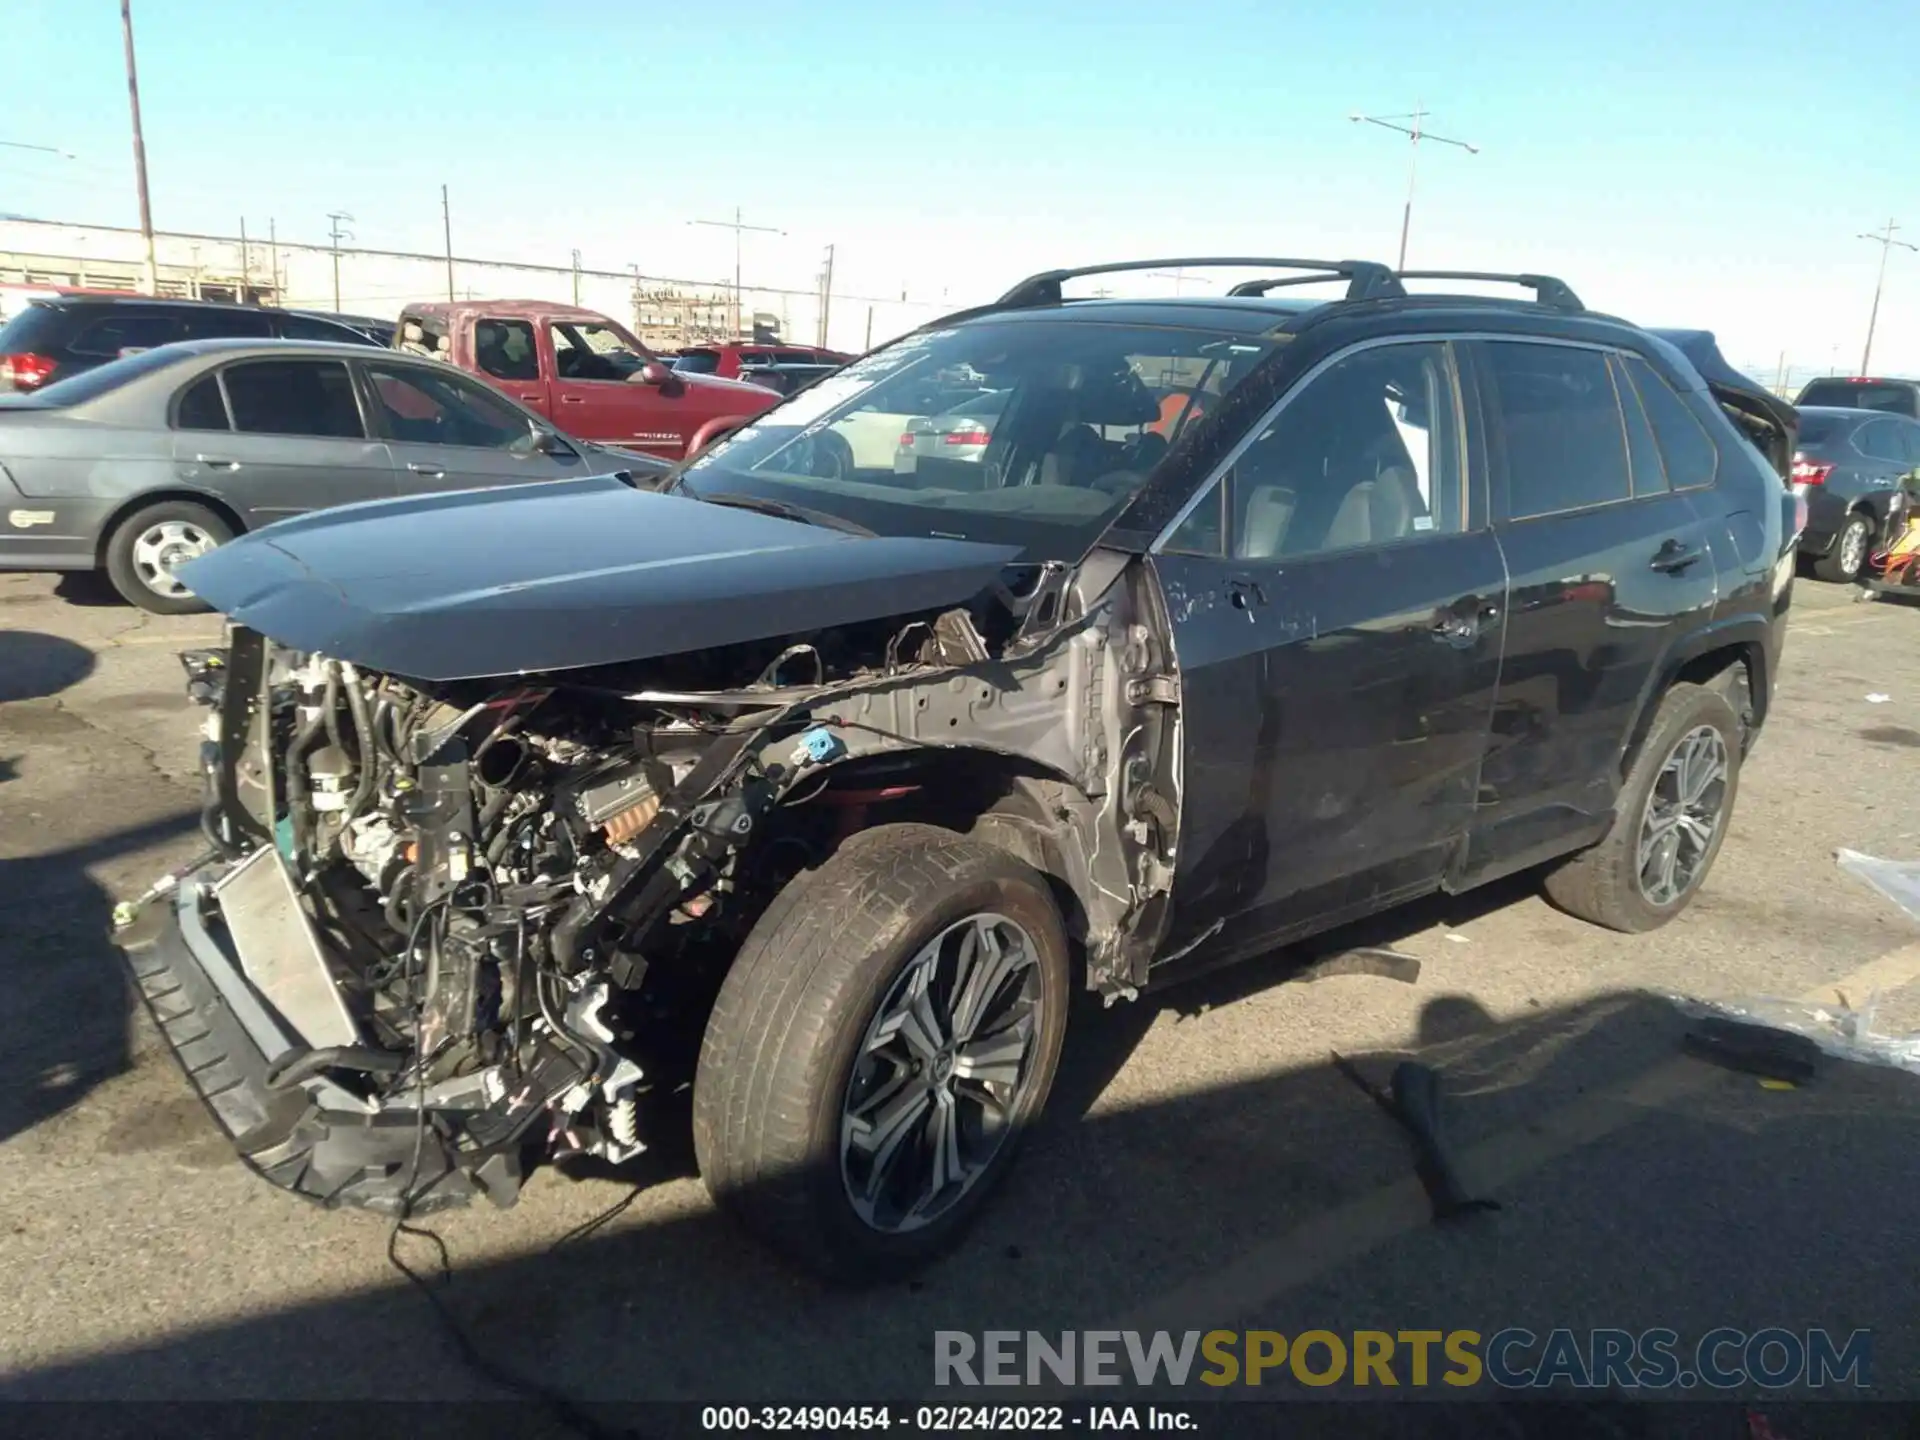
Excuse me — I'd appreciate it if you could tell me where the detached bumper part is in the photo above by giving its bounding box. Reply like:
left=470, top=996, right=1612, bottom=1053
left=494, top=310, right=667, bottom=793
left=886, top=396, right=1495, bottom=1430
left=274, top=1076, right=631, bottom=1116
left=116, top=873, right=503, bottom=1216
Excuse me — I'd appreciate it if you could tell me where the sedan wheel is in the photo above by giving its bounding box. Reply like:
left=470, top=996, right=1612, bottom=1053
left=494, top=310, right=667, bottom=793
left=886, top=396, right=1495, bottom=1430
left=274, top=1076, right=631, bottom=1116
left=1815, top=513, right=1873, bottom=583
left=104, top=499, right=234, bottom=614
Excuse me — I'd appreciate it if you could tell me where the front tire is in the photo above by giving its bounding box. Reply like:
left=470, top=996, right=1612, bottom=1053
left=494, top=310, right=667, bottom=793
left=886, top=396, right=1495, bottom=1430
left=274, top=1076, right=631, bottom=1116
left=693, top=824, right=1070, bottom=1283
left=1543, top=682, right=1742, bottom=933
left=1814, top=512, right=1873, bottom=583
left=103, top=499, right=232, bottom=614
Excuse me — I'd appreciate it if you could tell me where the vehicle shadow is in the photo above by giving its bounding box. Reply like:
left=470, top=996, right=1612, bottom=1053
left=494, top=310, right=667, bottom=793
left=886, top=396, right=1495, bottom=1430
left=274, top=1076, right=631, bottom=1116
left=0, top=629, right=95, bottom=703
left=9, top=975, right=1913, bottom=1414
left=51, top=572, right=128, bottom=609
left=0, top=810, right=199, bottom=1144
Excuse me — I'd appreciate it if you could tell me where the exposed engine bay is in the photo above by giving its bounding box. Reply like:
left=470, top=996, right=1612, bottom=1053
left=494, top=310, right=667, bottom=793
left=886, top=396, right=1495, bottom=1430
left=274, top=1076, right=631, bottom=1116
left=158, top=554, right=1182, bottom=1214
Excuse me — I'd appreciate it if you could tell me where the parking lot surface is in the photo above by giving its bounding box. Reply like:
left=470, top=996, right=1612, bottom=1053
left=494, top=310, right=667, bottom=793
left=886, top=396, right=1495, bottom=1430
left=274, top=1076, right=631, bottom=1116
left=2, top=568, right=1918, bottom=1404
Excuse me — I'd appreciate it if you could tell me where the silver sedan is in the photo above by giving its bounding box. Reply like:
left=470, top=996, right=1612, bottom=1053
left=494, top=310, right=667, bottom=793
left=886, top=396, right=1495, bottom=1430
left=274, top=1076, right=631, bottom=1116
left=0, top=337, right=671, bottom=612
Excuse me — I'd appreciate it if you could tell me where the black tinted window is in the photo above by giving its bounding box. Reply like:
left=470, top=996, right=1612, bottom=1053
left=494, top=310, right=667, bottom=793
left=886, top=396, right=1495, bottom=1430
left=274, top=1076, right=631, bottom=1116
left=364, top=361, right=531, bottom=449
left=1797, top=380, right=1919, bottom=417
left=223, top=360, right=364, bottom=438
left=1612, top=356, right=1667, bottom=495
left=1623, top=356, right=1717, bottom=490
left=1793, top=414, right=1846, bottom=448
left=175, top=374, right=229, bottom=430
left=277, top=313, right=363, bottom=343
left=178, top=309, right=272, bottom=341
left=69, top=314, right=181, bottom=357
left=1854, top=417, right=1908, bottom=463
left=672, top=350, right=720, bottom=374
left=1485, top=342, right=1630, bottom=519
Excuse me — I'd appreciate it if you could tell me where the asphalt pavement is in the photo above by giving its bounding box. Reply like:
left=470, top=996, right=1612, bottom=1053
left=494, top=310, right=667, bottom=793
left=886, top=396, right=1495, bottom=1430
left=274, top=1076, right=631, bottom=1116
left=1, top=567, right=1918, bottom=1413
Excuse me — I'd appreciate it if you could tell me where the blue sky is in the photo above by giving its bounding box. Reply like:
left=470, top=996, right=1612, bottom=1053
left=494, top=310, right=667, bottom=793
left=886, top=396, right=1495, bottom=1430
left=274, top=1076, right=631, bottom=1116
left=5, top=0, right=1920, bottom=376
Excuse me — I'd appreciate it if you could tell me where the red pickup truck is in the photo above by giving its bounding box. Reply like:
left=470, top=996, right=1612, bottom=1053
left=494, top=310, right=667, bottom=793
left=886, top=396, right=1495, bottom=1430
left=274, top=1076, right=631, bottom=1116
left=394, top=300, right=779, bottom=458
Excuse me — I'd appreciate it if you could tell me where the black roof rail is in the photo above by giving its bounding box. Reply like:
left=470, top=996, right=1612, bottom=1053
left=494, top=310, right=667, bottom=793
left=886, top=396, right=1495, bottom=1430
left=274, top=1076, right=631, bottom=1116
left=995, top=257, right=1402, bottom=309
left=1226, top=270, right=1405, bottom=300
left=1393, top=270, right=1585, bottom=312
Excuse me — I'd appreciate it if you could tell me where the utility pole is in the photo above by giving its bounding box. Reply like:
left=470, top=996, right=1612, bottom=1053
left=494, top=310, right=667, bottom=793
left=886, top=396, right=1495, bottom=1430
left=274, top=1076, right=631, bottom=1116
left=268, top=217, right=279, bottom=302
left=1857, top=218, right=1917, bottom=376
left=238, top=217, right=249, bottom=301
left=817, top=244, right=835, bottom=348
left=864, top=306, right=874, bottom=350
left=120, top=0, right=159, bottom=295
left=440, top=185, right=455, bottom=303
left=690, top=207, right=784, bottom=338
left=1350, top=103, right=1478, bottom=270
left=326, top=211, right=354, bottom=313
left=572, top=249, right=582, bottom=306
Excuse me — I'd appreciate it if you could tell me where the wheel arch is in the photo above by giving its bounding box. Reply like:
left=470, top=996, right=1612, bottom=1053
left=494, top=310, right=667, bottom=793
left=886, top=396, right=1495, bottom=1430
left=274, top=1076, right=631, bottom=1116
left=95, top=488, right=247, bottom=565
left=1621, top=622, right=1769, bottom=779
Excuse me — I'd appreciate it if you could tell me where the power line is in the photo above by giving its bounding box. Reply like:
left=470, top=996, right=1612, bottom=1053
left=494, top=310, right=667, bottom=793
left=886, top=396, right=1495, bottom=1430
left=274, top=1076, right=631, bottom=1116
left=690, top=206, right=784, bottom=337
left=1350, top=103, right=1479, bottom=270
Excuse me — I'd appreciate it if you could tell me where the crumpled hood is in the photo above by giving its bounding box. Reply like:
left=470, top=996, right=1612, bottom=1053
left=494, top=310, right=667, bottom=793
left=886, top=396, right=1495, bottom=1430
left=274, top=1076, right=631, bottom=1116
left=177, top=474, right=1020, bottom=681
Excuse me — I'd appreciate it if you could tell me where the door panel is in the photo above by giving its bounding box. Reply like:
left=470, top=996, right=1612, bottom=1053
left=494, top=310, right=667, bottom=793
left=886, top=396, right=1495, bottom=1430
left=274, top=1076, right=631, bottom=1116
left=470, top=317, right=550, bottom=419
left=360, top=358, right=588, bottom=494
left=547, top=320, right=679, bottom=452
left=172, top=358, right=396, bottom=523
left=1159, top=535, right=1509, bottom=958
left=1154, top=338, right=1506, bottom=961
left=1463, top=339, right=1720, bottom=880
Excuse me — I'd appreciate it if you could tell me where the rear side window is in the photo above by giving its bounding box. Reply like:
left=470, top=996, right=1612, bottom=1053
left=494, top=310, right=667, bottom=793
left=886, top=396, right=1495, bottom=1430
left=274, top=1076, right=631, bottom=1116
left=673, top=349, right=720, bottom=374
left=222, top=359, right=365, bottom=438
left=1853, top=417, right=1908, bottom=463
left=175, top=374, right=230, bottom=430
left=1622, top=356, right=1717, bottom=490
left=69, top=314, right=182, bottom=357
left=1484, top=342, right=1631, bottom=519
left=178, top=309, right=272, bottom=341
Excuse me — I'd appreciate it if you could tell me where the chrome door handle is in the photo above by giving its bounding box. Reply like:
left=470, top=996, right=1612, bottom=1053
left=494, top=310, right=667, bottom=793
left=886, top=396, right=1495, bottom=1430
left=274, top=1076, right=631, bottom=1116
left=195, top=455, right=241, bottom=470
left=1650, top=539, right=1706, bottom=574
left=406, top=462, right=446, bottom=478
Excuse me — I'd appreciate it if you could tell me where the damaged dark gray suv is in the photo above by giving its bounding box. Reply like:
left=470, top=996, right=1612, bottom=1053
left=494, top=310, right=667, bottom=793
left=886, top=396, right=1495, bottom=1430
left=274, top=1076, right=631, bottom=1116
left=115, top=259, right=1800, bottom=1281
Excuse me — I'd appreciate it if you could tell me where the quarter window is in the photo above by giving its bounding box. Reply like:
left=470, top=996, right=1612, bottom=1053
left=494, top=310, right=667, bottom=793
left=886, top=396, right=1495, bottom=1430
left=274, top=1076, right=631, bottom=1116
left=222, top=359, right=365, bottom=438
left=1484, top=342, right=1631, bottom=519
left=1611, top=356, right=1668, bottom=496
left=1622, top=355, right=1717, bottom=490
left=1223, top=341, right=1463, bottom=560
left=175, top=374, right=230, bottom=431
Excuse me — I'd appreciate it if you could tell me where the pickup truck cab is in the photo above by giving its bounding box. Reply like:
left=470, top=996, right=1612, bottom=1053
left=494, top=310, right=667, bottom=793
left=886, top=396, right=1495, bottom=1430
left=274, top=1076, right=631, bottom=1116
left=394, top=300, right=778, bottom=458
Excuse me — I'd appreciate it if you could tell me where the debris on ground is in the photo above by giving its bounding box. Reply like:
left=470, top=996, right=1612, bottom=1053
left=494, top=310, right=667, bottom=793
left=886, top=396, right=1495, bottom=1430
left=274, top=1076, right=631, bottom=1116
left=1295, top=947, right=1422, bottom=985
left=1671, top=993, right=1920, bottom=1078
left=1836, top=846, right=1920, bottom=925
left=1866, top=693, right=1892, bottom=704
left=1332, top=1054, right=1501, bottom=1222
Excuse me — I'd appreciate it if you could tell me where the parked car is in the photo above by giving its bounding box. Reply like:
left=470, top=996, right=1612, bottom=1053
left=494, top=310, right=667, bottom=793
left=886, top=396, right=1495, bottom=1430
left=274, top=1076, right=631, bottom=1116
left=1785, top=405, right=1920, bottom=582
left=0, top=296, right=381, bottom=394
left=117, top=258, right=1795, bottom=1283
left=292, top=310, right=396, bottom=347
left=393, top=301, right=778, bottom=458
left=736, top=360, right=844, bottom=398
left=894, top=388, right=1012, bottom=474
left=0, top=337, right=670, bottom=612
left=672, top=341, right=851, bottom=379
left=1793, top=375, right=1920, bottom=419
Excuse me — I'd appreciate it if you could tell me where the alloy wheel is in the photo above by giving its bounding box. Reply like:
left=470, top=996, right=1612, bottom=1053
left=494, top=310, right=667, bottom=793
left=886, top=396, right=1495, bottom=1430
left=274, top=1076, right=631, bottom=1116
left=1636, top=724, right=1730, bottom=907
left=840, top=912, right=1045, bottom=1234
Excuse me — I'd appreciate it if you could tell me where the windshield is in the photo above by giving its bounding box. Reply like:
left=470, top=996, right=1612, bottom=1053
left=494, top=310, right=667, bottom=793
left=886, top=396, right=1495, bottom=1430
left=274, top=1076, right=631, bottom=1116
left=676, top=318, right=1278, bottom=561
left=1792, top=414, right=1849, bottom=448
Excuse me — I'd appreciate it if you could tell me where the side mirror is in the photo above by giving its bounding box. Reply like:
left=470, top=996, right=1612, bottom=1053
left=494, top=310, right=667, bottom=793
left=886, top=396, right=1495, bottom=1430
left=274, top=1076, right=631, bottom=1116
left=525, top=427, right=565, bottom=455
left=636, top=360, right=672, bottom=387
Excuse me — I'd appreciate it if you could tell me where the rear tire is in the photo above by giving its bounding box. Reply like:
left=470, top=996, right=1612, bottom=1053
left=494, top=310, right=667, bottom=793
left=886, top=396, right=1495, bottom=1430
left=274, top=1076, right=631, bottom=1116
left=1543, top=682, right=1742, bottom=933
left=693, top=823, right=1070, bottom=1283
left=103, top=499, right=232, bottom=614
left=1814, top=512, right=1872, bottom=583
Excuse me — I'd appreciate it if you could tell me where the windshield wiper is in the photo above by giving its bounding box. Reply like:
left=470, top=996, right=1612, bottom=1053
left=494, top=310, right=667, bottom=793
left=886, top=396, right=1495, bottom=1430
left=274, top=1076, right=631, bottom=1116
left=692, top=491, right=874, bottom=537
